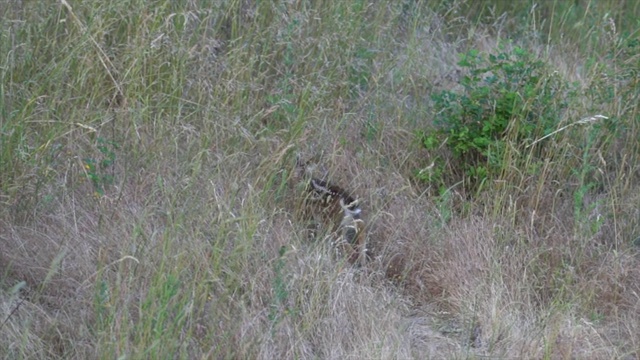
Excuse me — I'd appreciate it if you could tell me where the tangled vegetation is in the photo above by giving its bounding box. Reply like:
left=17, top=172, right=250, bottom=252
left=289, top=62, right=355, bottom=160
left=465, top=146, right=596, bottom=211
left=1, top=1, right=639, bottom=358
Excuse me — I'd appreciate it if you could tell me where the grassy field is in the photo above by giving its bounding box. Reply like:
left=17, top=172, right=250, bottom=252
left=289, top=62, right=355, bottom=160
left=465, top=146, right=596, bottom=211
left=1, top=0, right=639, bottom=358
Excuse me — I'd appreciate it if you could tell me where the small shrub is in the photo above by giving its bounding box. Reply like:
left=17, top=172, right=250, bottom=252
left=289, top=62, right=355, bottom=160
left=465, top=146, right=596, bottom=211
left=419, top=46, right=574, bottom=193
left=83, top=136, right=118, bottom=197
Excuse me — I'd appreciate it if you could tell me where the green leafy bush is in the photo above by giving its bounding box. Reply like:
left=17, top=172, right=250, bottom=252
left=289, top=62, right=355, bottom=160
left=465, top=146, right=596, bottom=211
left=83, top=136, right=118, bottom=197
left=419, top=46, right=573, bottom=193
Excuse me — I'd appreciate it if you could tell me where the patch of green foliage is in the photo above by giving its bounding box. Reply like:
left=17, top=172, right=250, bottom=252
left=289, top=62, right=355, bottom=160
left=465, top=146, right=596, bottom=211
left=83, top=136, right=118, bottom=197
left=419, top=46, right=574, bottom=193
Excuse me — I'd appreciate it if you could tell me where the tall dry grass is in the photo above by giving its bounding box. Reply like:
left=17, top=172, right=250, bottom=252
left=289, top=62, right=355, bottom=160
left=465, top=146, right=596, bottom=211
left=1, top=0, right=639, bottom=359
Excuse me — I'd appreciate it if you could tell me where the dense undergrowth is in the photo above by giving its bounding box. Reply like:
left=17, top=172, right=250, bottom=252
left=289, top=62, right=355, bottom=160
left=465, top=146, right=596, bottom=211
left=1, top=0, right=639, bottom=358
